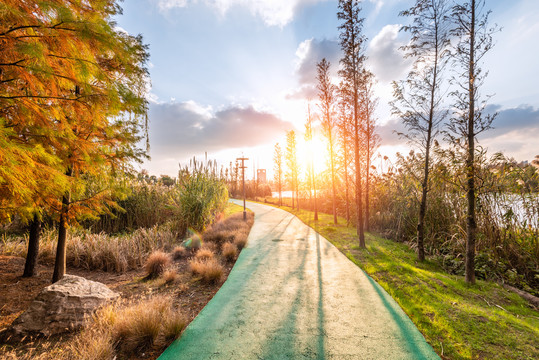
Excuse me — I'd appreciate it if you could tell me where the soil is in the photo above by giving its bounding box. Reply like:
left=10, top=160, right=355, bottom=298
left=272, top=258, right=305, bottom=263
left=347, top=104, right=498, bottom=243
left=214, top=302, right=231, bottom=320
left=0, top=249, right=240, bottom=359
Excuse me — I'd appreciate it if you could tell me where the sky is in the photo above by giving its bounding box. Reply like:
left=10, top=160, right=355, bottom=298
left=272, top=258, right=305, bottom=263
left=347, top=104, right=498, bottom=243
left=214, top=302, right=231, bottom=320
left=114, top=0, right=539, bottom=178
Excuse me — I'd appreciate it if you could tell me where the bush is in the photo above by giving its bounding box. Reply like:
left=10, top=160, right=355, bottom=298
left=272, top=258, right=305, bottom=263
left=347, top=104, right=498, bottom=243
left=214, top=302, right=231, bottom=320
left=221, top=242, right=237, bottom=262
left=145, top=251, right=171, bottom=279
left=195, top=248, right=214, bottom=261
left=189, top=258, right=224, bottom=284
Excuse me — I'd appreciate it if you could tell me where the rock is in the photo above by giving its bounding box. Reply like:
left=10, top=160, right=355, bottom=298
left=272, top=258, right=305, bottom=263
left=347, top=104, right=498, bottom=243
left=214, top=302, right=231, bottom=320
left=9, top=274, right=119, bottom=337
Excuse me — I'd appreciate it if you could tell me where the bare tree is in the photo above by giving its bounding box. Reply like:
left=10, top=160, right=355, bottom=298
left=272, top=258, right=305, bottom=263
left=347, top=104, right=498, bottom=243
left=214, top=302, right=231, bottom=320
left=391, top=0, right=451, bottom=261
left=317, top=58, right=338, bottom=225
left=449, top=0, right=498, bottom=283
left=273, top=143, right=283, bottom=206
left=338, top=0, right=367, bottom=247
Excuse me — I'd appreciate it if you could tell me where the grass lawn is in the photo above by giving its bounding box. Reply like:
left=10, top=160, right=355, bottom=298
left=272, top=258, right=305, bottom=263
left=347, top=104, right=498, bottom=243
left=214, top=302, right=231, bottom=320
left=262, top=202, right=539, bottom=360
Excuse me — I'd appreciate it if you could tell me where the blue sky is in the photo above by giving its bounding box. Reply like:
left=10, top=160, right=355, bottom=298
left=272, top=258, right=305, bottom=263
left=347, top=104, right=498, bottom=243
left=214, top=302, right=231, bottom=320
left=115, top=0, right=539, bottom=177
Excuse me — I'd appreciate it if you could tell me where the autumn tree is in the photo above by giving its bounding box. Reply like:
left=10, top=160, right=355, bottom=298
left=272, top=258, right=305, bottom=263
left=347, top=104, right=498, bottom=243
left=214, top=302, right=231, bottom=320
left=317, top=58, right=338, bottom=224
left=304, top=103, right=318, bottom=220
left=448, top=0, right=498, bottom=283
left=273, top=143, right=283, bottom=206
left=0, top=0, right=149, bottom=282
left=391, top=0, right=451, bottom=261
left=285, top=130, right=300, bottom=210
left=338, top=0, right=367, bottom=247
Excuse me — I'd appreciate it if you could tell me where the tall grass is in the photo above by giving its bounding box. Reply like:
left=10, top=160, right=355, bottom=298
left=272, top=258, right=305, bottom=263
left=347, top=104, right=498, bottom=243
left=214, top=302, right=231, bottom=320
left=0, top=224, right=178, bottom=272
left=369, top=150, right=539, bottom=294
left=173, top=157, right=228, bottom=235
left=87, top=182, right=177, bottom=234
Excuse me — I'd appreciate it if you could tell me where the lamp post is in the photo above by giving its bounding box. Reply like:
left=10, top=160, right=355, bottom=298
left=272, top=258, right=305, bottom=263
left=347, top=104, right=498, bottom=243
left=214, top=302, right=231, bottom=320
left=237, top=157, right=249, bottom=220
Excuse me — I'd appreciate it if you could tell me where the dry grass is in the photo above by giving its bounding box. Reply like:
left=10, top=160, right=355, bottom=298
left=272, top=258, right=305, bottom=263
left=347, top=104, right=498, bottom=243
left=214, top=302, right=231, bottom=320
left=0, top=224, right=179, bottom=273
left=221, top=242, right=238, bottom=262
left=201, top=241, right=217, bottom=253
left=162, top=269, right=179, bottom=284
left=172, top=246, right=187, bottom=260
left=203, top=212, right=253, bottom=250
left=0, top=296, right=187, bottom=360
left=144, top=251, right=171, bottom=279
left=195, top=248, right=214, bottom=261
left=189, top=258, right=224, bottom=284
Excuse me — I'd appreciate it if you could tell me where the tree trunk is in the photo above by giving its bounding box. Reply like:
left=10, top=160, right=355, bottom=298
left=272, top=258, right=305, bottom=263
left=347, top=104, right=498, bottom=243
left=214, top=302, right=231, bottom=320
left=465, top=0, right=477, bottom=284
left=365, top=134, right=370, bottom=232
left=344, top=140, right=350, bottom=225
left=354, top=91, right=365, bottom=247
left=52, top=194, right=69, bottom=283
left=23, top=214, right=42, bottom=277
left=330, top=139, right=338, bottom=225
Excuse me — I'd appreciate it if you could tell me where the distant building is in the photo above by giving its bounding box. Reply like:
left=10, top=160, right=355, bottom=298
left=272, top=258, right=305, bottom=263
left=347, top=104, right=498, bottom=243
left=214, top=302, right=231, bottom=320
left=257, top=169, right=267, bottom=183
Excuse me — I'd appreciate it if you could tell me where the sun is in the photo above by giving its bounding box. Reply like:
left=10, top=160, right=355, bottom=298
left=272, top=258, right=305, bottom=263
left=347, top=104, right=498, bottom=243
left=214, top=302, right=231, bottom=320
left=297, top=133, right=329, bottom=175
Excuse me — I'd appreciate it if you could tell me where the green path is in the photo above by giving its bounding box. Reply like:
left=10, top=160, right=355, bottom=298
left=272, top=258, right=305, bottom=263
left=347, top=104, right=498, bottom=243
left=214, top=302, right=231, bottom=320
left=159, top=201, right=440, bottom=359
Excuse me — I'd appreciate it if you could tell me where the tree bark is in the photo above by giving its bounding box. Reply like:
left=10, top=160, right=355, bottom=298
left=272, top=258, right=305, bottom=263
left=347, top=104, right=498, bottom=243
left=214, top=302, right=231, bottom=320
left=52, top=194, right=69, bottom=283
left=355, top=90, right=365, bottom=247
left=465, top=0, right=477, bottom=284
left=22, top=213, right=42, bottom=277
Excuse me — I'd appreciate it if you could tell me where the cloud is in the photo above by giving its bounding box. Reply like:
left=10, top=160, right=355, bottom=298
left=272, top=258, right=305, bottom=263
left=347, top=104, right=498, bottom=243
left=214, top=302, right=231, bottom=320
left=477, top=104, right=539, bottom=160
left=286, top=38, right=341, bottom=100
left=147, top=101, right=292, bottom=158
left=156, top=0, right=326, bottom=27
left=366, top=24, right=411, bottom=83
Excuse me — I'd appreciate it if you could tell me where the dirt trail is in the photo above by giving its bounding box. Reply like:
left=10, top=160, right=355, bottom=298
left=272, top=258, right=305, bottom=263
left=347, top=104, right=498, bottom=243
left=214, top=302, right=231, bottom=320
left=159, top=201, right=439, bottom=359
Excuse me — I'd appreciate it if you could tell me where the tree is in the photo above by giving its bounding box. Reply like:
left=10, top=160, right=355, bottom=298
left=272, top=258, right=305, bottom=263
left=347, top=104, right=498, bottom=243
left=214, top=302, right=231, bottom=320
left=338, top=0, right=367, bottom=247
left=449, top=0, right=498, bottom=283
left=1, top=0, right=149, bottom=282
left=285, top=130, right=300, bottom=210
left=273, top=143, right=283, bottom=206
left=391, top=0, right=451, bottom=261
left=317, top=58, right=338, bottom=225
left=338, top=83, right=353, bottom=225
left=360, top=69, right=380, bottom=233
left=304, top=103, right=318, bottom=221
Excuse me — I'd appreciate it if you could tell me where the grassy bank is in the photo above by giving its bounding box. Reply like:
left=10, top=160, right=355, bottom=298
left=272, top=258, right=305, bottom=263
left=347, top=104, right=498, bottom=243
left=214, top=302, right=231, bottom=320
left=266, top=203, right=539, bottom=360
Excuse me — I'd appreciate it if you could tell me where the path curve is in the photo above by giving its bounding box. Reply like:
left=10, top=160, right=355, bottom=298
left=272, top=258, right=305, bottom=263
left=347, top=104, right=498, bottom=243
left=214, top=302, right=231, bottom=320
left=159, top=201, right=439, bottom=359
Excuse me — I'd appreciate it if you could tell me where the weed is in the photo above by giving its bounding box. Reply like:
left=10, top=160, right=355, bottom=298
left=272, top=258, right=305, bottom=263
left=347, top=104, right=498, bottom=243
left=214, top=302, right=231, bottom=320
left=195, top=248, right=214, bottom=261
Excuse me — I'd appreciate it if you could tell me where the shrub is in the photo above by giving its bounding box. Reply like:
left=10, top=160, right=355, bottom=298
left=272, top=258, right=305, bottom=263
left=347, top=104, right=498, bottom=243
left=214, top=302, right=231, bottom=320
left=201, top=241, right=217, bottom=253
left=221, top=242, right=237, bottom=262
left=145, top=251, right=171, bottom=279
left=189, top=258, right=224, bottom=284
left=195, top=248, right=214, bottom=261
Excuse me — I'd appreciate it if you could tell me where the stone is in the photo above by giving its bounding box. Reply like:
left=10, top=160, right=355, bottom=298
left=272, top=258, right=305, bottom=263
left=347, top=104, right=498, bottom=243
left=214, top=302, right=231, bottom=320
left=9, top=274, right=119, bottom=337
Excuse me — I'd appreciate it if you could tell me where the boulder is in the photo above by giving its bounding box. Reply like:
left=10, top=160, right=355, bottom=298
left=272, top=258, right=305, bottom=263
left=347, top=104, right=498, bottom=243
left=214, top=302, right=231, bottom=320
left=9, top=274, right=118, bottom=337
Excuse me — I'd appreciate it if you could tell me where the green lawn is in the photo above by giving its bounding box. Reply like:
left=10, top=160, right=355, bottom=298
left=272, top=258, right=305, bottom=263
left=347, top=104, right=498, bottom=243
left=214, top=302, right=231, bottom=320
left=262, top=202, right=539, bottom=360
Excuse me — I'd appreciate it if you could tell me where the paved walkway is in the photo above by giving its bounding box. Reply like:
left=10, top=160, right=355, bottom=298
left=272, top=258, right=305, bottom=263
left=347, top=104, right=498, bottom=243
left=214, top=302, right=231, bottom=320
left=159, top=201, right=439, bottom=359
